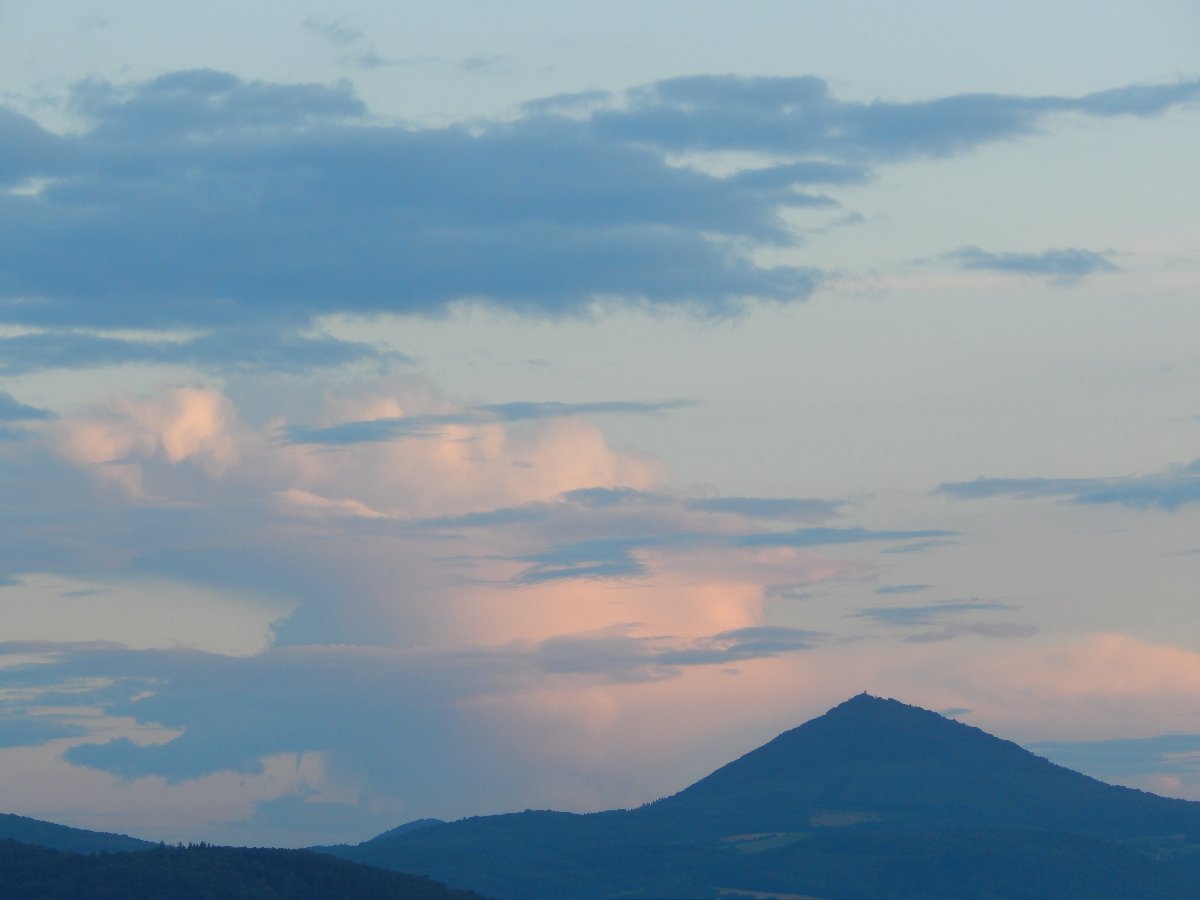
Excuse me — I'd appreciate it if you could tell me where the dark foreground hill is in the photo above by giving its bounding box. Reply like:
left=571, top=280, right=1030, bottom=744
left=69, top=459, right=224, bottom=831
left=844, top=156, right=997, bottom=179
left=0, top=839, right=486, bottom=899
left=324, top=694, right=1200, bottom=899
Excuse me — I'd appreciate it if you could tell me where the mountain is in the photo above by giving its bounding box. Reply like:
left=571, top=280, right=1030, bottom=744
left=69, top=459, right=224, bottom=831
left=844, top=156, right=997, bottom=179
left=0, top=812, right=154, bottom=854
left=644, top=692, right=1200, bottom=838
left=0, top=840, right=488, bottom=899
left=325, top=694, right=1200, bottom=898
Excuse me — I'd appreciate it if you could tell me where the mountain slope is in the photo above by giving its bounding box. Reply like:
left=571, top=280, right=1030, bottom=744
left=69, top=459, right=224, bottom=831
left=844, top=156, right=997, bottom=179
left=646, top=692, right=1200, bottom=837
left=0, top=812, right=153, bottom=854
left=329, top=694, right=1200, bottom=898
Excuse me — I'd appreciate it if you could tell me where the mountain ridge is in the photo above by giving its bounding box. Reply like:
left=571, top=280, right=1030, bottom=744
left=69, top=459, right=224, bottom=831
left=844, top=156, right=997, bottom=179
left=328, top=693, right=1200, bottom=898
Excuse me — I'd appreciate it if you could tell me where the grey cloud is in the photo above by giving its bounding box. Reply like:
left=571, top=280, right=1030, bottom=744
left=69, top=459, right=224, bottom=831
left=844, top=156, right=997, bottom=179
left=35, top=624, right=817, bottom=795
left=0, top=72, right=817, bottom=341
left=936, top=461, right=1200, bottom=510
left=904, top=622, right=1038, bottom=643
left=560, top=487, right=667, bottom=509
left=37, top=643, right=503, bottom=789
left=302, top=16, right=364, bottom=46
left=68, top=734, right=257, bottom=782
left=874, top=584, right=932, bottom=595
left=536, top=625, right=823, bottom=679
left=512, top=526, right=953, bottom=584
left=590, top=75, right=1200, bottom=160
left=684, top=496, right=843, bottom=521
left=285, top=399, right=688, bottom=444
left=0, top=329, right=393, bottom=375
left=855, top=599, right=1014, bottom=626
left=0, top=391, right=52, bottom=420
left=935, top=476, right=1111, bottom=500
left=733, top=526, right=953, bottom=549
left=881, top=538, right=960, bottom=554
left=656, top=625, right=823, bottom=665
left=2, top=71, right=1194, bottom=372
left=438, top=488, right=841, bottom=522
left=0, top=711, right=87, bottom=748
left=515, top=537, right=651, bottom=583
left=458, top=55, right=508, bottom=75
left=69, top=69, right=365, bottom=136
left=0, top=107, right=70, bottom=184
left=519, top=89, right=614, bottom=115
left=946, top=245, right=1119, bottom=284
left=728, top=160, right=870, bottom=189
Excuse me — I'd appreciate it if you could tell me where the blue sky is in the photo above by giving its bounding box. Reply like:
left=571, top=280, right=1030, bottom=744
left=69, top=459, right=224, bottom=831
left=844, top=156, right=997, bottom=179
left=1, top=1, right=1199, bottom=846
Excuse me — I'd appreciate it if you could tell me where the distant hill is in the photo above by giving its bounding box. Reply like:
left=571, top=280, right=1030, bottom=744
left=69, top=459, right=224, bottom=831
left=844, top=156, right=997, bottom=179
left=0, top=812, right=153, bottom=854
left=0, top=839, right=487, bottom=899
left=325, top=694, right=1200, bottom=898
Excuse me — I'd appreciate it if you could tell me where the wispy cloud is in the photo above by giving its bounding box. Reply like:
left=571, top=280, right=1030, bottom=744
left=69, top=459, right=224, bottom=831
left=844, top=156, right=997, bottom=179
left=302, top=16, right=364, bottom=47
left=945, top=245, right=1119, bottom=284
left=854, top=599, right=1014, bottom=626
left=936, top=460, right=1200, bottom=510
left=853, top=599, right=1034, bottom=644
left=535, top=625, right=824, bottom=679
left=684, top=496, right=845, bottom=521
left=590, top=75, right=1200, bottom=159
left=0, top=329, right=395, bottom=375
left=510, top=526, right=951, bottom=584
left=904, top=622, right=1039, bottom=643
left=285, top=399, right=690, bottom=444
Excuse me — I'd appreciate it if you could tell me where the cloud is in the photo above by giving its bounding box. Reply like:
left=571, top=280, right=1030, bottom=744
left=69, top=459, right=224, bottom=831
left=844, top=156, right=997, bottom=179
left=935, top=460, right=1200, bottom=510
left=302, top=16, right=364, bottom=47
left=683, top=496, right=844, bottom=521
left=0, top=375, right=967, bottom=837
left=945, top=246, right=1119, bottom=284
left=0, top=391, right=52, bottom=421
left=68, top=69, right=365, bottom=136
left=532, top=625, right=822, bottom=680
left=1, top=71, right=1195, bottom=372
left=0, top=71, right=818, bottom=339
left=37, top=623, right=825, bottom=791
left=589, top=75, right=1200, bottom=159
left=0, top=329, right=393, bottom=375
left=733, top=526, right=952, bottom=549
left=851, top=600, right=1035, bottom=644
left=285, top=399, right=689, bottom=445
left=904, top=622, right=1039, bottom=643
left=0, top=712, right=87, bottom=748
left=874, top=584, right=932, bottom=595
left=507, top=525, right=950, bottom=585
left=854, top=599, right=1014, bottom=626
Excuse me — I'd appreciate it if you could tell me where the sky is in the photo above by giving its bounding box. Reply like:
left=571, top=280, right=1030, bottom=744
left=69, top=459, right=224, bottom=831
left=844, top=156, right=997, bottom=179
left=0, top=1, right=1199, bottom=847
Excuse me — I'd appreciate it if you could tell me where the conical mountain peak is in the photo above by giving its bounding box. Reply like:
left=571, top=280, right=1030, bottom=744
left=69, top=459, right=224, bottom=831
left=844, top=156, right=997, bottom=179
left=346, top=695, right=1200, bottom=898
left=645, top=694, right=1200, bottom=839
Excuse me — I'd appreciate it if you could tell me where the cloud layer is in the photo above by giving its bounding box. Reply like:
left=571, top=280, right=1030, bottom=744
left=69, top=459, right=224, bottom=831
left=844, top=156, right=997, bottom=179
left=2, top=72, right=1196, bottom=371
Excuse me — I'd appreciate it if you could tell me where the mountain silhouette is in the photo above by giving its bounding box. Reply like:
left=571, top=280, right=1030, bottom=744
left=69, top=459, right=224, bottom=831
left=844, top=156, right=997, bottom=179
left=0, top=812, right=153, bottom=854
left=645, top=692, right=1200, bottom=837
left=328, top=694, right=1200, bottom=898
